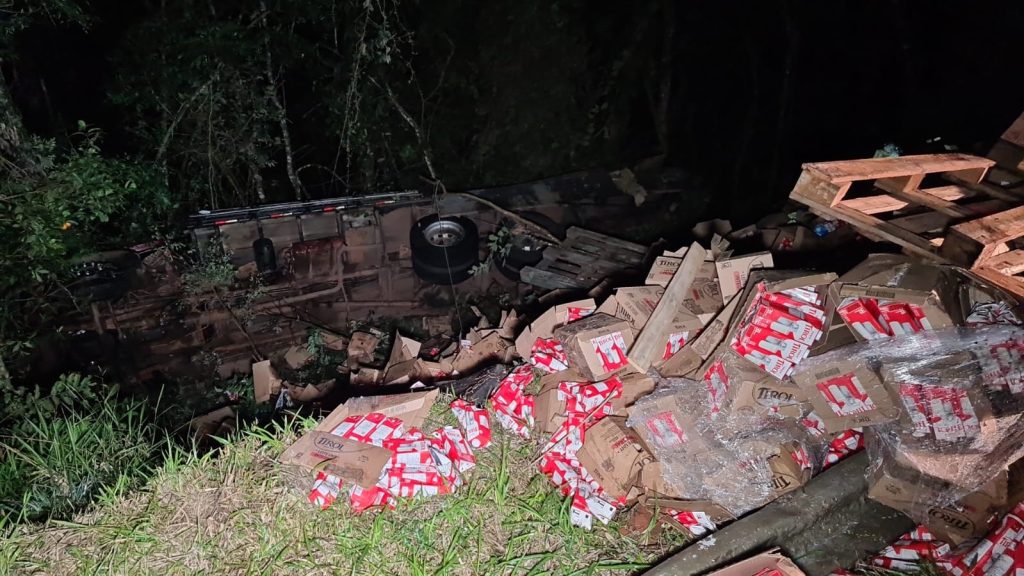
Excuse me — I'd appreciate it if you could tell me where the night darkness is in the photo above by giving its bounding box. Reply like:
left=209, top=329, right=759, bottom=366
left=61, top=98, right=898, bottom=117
left=6, top=1, right=1024, bottom=222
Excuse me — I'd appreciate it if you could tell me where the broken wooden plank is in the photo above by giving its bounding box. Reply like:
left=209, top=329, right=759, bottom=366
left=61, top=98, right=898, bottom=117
left=987, top=250, right=1024, bottom=276
left=803, top=153, right=993, bottom=184
left=969, top=266, right=1024, bottom=299
left=628, top=242, right=707, bottom=371
left=789, top=171, right=851, bottom=207
left=941, top=205, right=1024, bottom=267
left=1002, top=112, right=1024, bottom=148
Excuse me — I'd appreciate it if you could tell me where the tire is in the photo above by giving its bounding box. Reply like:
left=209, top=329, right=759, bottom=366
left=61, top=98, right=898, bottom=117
left=517, top=211, right=565, bottom=240
left=411, top=215, right=479, bottom=284
left=414, top=258, right=476, bottom=285
left=497, top=234, right=546, bottom=281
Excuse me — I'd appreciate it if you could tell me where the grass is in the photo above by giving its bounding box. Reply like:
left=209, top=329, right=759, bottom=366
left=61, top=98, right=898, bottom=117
left=0, top=392, right=689, bottom=575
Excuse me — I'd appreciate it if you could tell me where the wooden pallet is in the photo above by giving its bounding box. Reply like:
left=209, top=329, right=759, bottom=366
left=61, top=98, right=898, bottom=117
left=789, top=154, right=1006, bottom=260
left=519, top=227, right=648, bottom=290
left=789, top=151, right=1024, bottom=297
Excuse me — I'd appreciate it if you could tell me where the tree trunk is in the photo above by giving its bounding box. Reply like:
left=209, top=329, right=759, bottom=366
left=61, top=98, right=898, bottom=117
left=0, top=67, right=41, bottom=179
left=260, top=2, right=304, bottom=200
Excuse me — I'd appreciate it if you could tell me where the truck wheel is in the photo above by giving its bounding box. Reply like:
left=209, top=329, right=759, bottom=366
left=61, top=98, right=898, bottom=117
left=411, top=215, right=479, bottom=284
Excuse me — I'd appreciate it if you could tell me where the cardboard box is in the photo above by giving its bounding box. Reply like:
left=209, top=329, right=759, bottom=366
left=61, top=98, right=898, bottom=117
left=252, top=360, right=283, bottom=404
left=659, top=292, right=743, bottom=377
left=302, top=431, right=392, bottom=488
left=830, top=256, right=955, bottom=343
left=792, top=360, right=900, bottom=432
left=348, top=331, right=380, bottom=365
left=721, top=357, right=807, bottom=419
left=708, top=550, right=806, bottom=576
left=612, top=370, right=658, bottom=413
left=598, top=286, right=664, bottom=331
left=717, top=251, right=775, bottom=301
left=533, top=369, right=588, bottom=435
left=514, top=298, right=597, bottom=359
left=279, top=389, right=438, bottom=470
left=575, top=417, right=654, bottom=502
left=646, top=255, right=682, bottom=287
left=284, top=345, right=313, bottom=369
left=451, top=332, right=515, bottom=374
left=868, top=461, right=1009, bottom=545
left=284, top=378, right=335, bottom=402
left=554, top=313, right=635, bottom=381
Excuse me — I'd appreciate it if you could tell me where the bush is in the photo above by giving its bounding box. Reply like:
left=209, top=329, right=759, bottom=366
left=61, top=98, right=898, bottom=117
left=0, top=374, right=165, bottom=523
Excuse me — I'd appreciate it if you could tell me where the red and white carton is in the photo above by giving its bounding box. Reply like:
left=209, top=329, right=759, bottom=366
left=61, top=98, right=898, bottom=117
left=565, top=306, right=595, bottom=323
left=703, top=360, right=730, bottom=415
left=749, top=303, right=822, bottom=346
left=780, top=286, right=822, bottom=306
left=530, top=338, right=569, bottom=373
left=349, top=484, right=394, bottom=513
left=976, top=339, right=1024, bottom=394
left=732, top=341, right=795, bottom=380
left=331, top=412, right=406, bottom=446
left=816, top=372, right=877, bottom=416
left=643, top=411, right=689, bottom=448
left=800, top=411, right=828, bottom=438
left=590, top=331, right=629, bottom=373
left=436, top=426, right=475, bottom=471
left=898, top=383, right=981, bottom=442
left=945, top=506, right=1024, bottom=575
left=877, top=302, right=923, bottom=336
left=663, top=331, right=692, bottom=360
left=669, top=509, right=717, bottom=537
left=309, top=471, right=341, bottom=510
left=837, top=297, right=891, bottom=340
left=907, top=303, right=933, bottom=330
left=450, top=399, right=493, bottom=449
left=760, top=288, right=827, bottom=327
left=735, top=325, right=811, bottom=363
left=823, top=428, right=864, bottom=468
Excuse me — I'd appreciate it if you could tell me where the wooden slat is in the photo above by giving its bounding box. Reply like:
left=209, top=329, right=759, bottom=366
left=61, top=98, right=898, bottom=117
left=988, top=140, right=1024, bottom=173
left=987, top=250, right=1024, bottom=276
left=803, top=153, right=994, bottom=184
left=789, top=171, right=851, bottom=207
left=947, top=171, right=1024, bottom=202
left=871, top=182, right=974, bottom=218
left=950, top=205, right=1024, bottom=247
left=969, top=266, right=1024, bottom=299
left=1002, top=112, right=1024, bottom=148
left=519, top=266, right=588, bottom=289
left=565, top=227, right=646, bottom=255
left=890, top=199, right=1008, bottom=234
left=628, top=243, right=707, bottom=371
left=840, top=185, right=974, bottom=214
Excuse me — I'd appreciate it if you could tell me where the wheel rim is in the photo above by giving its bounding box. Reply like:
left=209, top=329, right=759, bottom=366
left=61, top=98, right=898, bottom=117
left=423, top=220, right=466, bottom=247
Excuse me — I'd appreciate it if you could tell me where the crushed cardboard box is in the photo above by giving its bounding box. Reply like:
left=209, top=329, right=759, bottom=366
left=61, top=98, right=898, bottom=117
left=867, top=460, right=1011, bottom=545
left=716, top=251, right=774, bottom=301
left=575, top=416, right=654, bottom=502
left=284, top=345, right=313, bottom=369
left=708, top=549, right=807, bottom=576
left=347, top=331, right=380, bottom=366
left=553, top=312, right=635, bottom=381
left=279, top=389, right=439, bottom=471
left=514, top=298, right=597, bottom=359
left=252, top=359, right=283, bottom=404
